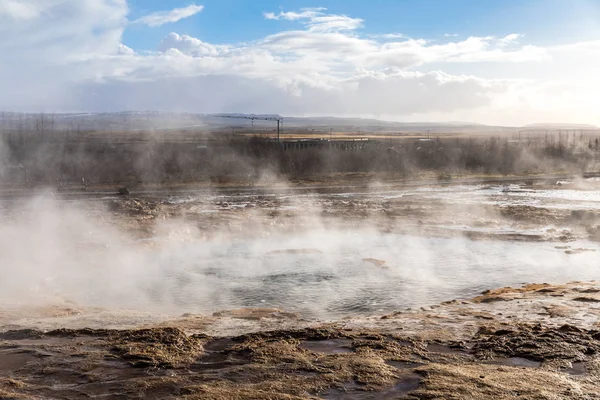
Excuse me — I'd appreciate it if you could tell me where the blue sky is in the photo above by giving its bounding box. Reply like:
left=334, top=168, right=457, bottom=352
left=2, top=0, right=600, bottom=125
left=123, top=0, right=600, bottom=50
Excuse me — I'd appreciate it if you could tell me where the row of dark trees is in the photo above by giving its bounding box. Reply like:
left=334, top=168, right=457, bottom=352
left=0, top=131, right=598, bottom=187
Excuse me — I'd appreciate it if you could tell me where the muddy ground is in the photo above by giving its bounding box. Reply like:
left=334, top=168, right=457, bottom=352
left=2, top=282, right=600, bottom=399
left=103, top=178, right=600, bottom=245
left=1, top=178, right=600, bottom=399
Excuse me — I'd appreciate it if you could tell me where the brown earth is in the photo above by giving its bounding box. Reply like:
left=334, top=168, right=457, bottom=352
left=2, top=180, right=600, bottom=398
left=2, top=282, right=600, bottom=399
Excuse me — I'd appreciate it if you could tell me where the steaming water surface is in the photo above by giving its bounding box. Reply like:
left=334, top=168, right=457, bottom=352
left=162, top=181, right=600, bottom=211
left=136, top=180, right=600, bottom=317
left=137, top=231, right=600, bottom=318
left=2, top=181, right=600, bottom=321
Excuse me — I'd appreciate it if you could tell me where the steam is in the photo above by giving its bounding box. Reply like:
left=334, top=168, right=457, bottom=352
left=0, top=116, right=599, bottom=321
left=0, top=184, right=598, bottom=320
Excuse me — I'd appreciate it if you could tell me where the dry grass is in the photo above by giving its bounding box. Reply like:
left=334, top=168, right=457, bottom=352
left=412, top=363, right=593, bottom=399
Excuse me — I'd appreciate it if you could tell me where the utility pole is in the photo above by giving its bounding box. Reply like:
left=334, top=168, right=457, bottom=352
left=216, top=114, right=283, bottom=144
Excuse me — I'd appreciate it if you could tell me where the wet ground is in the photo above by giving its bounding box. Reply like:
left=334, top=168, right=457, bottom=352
left=2, top=177, right=600, bottom=317
left=2, top=282, right=600, bottom=399
left=110, top=176, right=600, bottom=244
left=1, top=177, right=600, bottom=398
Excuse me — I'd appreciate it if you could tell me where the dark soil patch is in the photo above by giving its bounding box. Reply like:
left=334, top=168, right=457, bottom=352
left=473, top=324, right=600, bottom=362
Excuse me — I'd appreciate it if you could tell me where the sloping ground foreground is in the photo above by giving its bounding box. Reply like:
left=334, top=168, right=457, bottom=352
left=2, top=282, right=600, bottom=399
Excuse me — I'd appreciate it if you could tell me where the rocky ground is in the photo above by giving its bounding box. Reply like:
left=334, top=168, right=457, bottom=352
left=1, top=178, right=600, bottom=399
left=100, top=179, right=600, bottom=245
left=2, top=282, right=600, bottom=399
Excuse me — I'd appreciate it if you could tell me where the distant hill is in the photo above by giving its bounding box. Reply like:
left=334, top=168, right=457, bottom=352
left=1, top=111, right=586, bottom=134
left=522, top=123, right=599, bottom=130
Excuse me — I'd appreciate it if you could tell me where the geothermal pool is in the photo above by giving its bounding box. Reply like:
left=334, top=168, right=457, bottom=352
left=129, top=231, right=600, bottom=318
left=1, top=180, right=599, bottom=322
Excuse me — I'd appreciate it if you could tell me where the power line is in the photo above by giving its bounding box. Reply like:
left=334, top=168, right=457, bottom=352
left=215, top=115, right=283, bottom=143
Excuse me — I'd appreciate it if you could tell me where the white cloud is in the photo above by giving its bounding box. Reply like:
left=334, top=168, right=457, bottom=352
left=373, top=33, right=406, bottom=40
left=264, top=7, right=327, bottom=21
left=264, top=7, right=363, bottom=32
left=0, top=2, right=599, bottom=126
left=0, top=0, right=128, bottom=110
left=117, top=43, right=135, bottom=55
left=445, top=44, right=549, bottom=63
left=64, top=70, right=497, bottom=119
left=258, top=32, right=548, bottom=72
left=0, top=0, right=42, bottom=20
left=133, top=4, right=204, bottom=27
left=498, top=33, right=523, bottom=47
left=158, top=32, right=222, bottom=56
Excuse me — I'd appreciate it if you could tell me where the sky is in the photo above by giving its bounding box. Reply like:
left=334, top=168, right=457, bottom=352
left=1, top=0, right=600, bottom=126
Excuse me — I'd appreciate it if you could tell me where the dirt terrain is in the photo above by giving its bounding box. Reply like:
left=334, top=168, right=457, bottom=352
left=2, top=282, right=600, bottom=399
left=1, top=178, right=600, bottom=399
left=101, top=178, right=600, bottom=244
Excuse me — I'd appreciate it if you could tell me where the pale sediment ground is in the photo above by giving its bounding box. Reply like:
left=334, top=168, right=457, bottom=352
left=1, top=178, right=600, bottom=398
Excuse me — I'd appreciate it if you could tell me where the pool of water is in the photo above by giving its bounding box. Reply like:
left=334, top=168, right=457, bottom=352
left=1, top=182, right=599, bottom=320
left=122, top=230, right=600, bottom=318
left=166, top=180, right=600, bottom=212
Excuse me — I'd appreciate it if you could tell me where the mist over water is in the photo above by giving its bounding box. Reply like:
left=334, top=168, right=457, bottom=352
left=0, top=183, right=599, bottom=320
left=138, top=230, right=600, bottom=318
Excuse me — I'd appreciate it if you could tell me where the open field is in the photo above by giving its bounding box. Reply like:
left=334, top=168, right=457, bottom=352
left=1, top=125, right=599, bottom=190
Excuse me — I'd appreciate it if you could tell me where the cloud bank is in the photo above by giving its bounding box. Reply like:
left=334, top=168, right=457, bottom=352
left=0, top=1, right=599, bottom=126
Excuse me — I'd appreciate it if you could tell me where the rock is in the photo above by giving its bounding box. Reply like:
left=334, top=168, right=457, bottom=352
left=544, top=305, right=571, bottom=318
left=212, top=308, right=299, bottom=321
left=558, top=325, right=584, bottom=333
left=565, top=248, right=596, bottom=255
left=107, top=198, right=159, bottom=219
left=476, top=296, right=509, bottom=303
left=573, top=297, right=600, bottom=303
left=363, top=258, right=388, bottom=268
left=267, top=249, right=323, bottom=255
left=579, top=288, right=600, bottom=294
